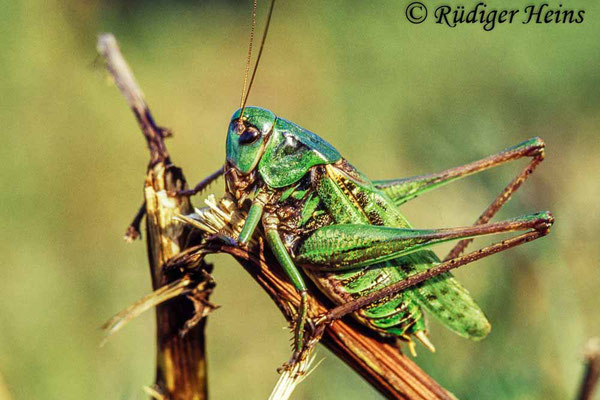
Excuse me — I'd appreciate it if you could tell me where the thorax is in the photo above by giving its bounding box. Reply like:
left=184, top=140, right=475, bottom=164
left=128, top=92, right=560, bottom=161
left=263, top=159, right=412, bottom=256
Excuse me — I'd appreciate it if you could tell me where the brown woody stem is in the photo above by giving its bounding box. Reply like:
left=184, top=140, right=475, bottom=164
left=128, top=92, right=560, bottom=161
left=98, top=34, right=210, bottom=400
left=578, top=338, right=600, bottom=400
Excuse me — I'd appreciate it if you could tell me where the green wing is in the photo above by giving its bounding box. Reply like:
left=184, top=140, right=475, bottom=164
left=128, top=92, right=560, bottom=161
left=400, top=250, right=491, bottom=340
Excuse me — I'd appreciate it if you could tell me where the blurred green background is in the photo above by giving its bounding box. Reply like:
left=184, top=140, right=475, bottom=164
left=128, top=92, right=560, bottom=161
left=1, top=0, right=599, bottom=399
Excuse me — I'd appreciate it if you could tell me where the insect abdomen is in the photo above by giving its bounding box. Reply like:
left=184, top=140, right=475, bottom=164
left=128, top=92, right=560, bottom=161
left=303, top=262, right=426, bottom=337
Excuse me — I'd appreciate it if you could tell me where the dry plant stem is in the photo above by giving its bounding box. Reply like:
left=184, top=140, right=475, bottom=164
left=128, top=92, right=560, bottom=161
left=212, top=240, right=454, bottom=400
left=578, top=338, right=600, bottom=400
left=98, top=34, right=209, bottom=400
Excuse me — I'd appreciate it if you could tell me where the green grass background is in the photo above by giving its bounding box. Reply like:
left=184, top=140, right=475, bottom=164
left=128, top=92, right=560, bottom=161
left=0, top=0, right=598, bottom=399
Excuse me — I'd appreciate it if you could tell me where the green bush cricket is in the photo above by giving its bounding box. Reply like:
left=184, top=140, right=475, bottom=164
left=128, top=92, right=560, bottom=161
left=182, top=0, right=554, bottom=368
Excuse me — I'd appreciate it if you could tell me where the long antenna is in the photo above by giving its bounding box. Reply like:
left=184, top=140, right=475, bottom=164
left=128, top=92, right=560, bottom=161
left=240, top=0, right=258, bottom=108
left=239, top=0, right=276, bottom=119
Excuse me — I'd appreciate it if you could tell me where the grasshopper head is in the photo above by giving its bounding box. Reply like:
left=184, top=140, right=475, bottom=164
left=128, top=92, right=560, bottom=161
left=225, top=106, right=276, bottom=204
left=226, top=106, right=276, bottom=174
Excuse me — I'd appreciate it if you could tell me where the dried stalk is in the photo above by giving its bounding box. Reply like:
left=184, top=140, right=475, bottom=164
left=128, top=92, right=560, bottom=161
left=98, top=34, right=211, bottom=400
left=578, top=337, right=600, bottom=400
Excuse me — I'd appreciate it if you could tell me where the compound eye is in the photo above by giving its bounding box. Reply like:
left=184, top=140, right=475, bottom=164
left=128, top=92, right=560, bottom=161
left=239, top=126, right=261, bottom=145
